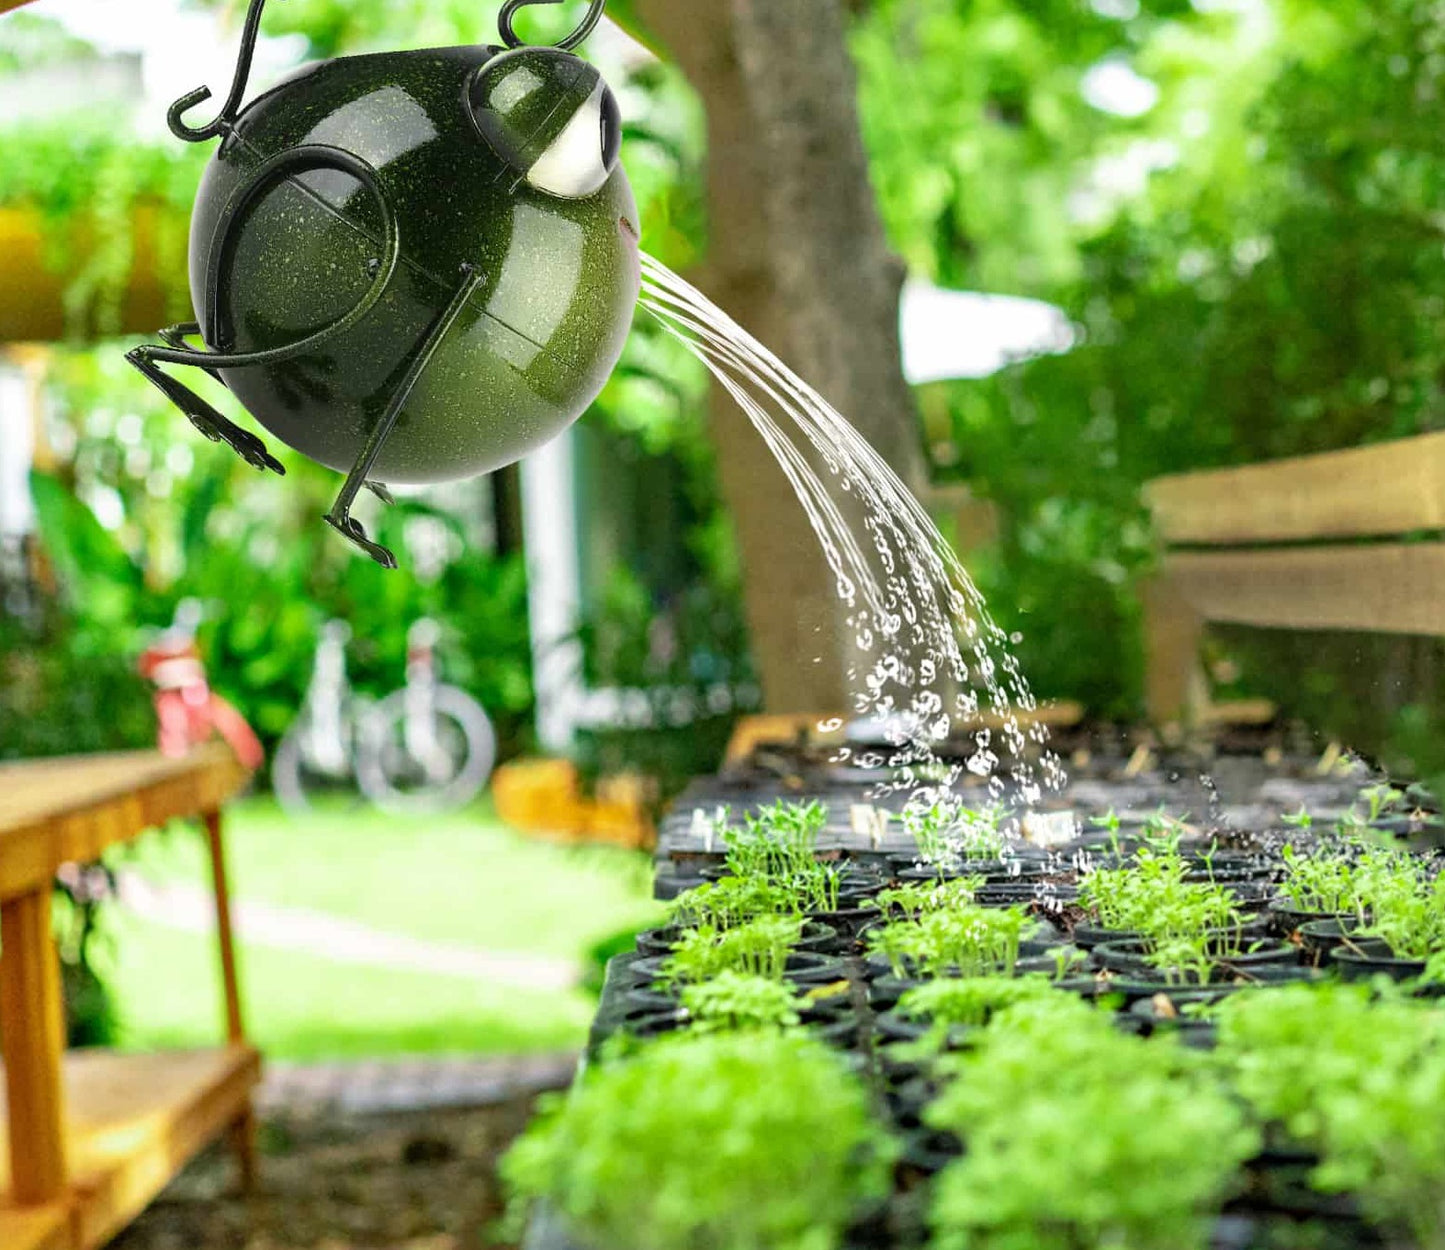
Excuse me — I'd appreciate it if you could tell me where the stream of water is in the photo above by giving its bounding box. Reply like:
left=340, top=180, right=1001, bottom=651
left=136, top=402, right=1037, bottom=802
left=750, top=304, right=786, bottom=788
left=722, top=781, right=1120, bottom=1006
left=638, top=253, right=1066, bottom=828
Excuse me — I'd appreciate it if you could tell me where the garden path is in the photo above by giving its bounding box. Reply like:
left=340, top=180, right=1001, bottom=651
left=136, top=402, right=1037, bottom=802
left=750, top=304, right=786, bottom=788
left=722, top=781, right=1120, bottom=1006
left=116, top=871, right=579, bottom=991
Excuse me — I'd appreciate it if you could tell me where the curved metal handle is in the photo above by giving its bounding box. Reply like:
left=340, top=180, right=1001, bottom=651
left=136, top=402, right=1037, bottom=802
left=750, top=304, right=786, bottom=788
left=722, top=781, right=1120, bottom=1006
left=498, top=0, right=607, bottom=51
left=146, top=145, right=401, bottom=369
left=167, top=0, right=271, bottom=142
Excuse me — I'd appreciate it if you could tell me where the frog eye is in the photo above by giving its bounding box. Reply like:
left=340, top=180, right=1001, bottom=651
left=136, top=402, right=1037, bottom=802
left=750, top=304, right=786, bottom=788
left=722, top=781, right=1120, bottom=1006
left=468, top=47, right=621, bottom=199
left=525, top=77, right=620, bottom=198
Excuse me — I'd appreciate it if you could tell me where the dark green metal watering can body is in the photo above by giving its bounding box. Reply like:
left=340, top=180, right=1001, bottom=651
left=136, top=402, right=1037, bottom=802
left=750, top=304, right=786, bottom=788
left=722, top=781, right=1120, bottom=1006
left=192, top=44, right=640, bottom=485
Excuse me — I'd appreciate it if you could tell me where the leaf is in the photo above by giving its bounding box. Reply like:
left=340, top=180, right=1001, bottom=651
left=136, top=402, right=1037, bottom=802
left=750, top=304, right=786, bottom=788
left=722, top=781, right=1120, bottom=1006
left=603, top=0, right=666, bottom=59
left=28, top=470, right=141, bottom=614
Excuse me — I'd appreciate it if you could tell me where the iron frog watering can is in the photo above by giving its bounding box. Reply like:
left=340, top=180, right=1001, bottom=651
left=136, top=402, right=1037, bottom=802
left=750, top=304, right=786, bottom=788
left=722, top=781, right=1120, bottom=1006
left=127, top=0, right=638, bottom=567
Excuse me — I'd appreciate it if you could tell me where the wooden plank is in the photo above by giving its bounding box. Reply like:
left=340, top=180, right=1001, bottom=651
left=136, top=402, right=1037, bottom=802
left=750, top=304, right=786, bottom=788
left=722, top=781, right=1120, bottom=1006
left=724, top=703, right=1086, bottom=765
left=0, top=1, right=41, bottom=12
left=0, top=1204, right=69, bottom=1250
left=0, top=891, right=67, bottom=1207
left=1164, top=542, right=1445, bottom=635
left=1146, top=431, right=1445, bottom=546
left=0, top=745, right=251, bottom=903
left=0, top=1046, right=261, bottom=1250
left=1140, top=573, right=1207, bottom=726
left=1200, top=698, right=1278, bottom=727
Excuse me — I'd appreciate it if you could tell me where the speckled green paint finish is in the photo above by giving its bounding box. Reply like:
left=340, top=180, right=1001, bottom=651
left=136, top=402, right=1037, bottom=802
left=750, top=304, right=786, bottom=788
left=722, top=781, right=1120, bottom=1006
left=187, top=45, right=640, bottom=484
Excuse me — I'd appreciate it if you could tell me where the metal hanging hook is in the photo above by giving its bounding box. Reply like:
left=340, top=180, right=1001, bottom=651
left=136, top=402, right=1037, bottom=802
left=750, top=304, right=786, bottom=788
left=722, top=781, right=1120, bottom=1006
left=498, top=0, right=607, bottom=52
left=168, top=0, right=271, bottom=142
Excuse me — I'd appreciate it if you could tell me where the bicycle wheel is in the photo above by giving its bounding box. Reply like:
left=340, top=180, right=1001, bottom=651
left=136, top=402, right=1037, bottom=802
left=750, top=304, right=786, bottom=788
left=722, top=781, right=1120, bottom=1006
left=273, top=726, right=360, bottom=814
left=355, top=684, right=497, bottom=816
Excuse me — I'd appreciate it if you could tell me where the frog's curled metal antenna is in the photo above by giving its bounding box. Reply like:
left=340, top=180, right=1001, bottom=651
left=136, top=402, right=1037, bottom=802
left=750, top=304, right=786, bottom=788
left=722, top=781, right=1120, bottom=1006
left=167, top=0, right=271, bottom=142
left=499, top=0, right=608, bottom=51
left=167, top=0, right=609, bottom=144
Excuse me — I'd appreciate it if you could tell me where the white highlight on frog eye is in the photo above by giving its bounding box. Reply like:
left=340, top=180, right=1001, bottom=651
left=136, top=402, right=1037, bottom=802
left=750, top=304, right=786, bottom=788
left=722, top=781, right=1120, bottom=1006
left=526, top=80, right=609, bottom=198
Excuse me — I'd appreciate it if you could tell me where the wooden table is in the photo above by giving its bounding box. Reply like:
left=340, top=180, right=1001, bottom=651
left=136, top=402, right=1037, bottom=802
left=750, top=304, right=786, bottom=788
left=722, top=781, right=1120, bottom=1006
left=0, top=743, right=259, bottom=1250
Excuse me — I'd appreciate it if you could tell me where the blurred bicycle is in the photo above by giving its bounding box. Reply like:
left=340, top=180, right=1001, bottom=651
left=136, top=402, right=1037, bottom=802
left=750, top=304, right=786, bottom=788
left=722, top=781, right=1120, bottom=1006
left=274, top=618, right=495, bottom=816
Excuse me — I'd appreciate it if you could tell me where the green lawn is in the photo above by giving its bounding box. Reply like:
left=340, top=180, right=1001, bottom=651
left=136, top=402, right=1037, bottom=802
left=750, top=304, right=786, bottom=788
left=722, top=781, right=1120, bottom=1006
left=100, top=797, right=662, bottom=1060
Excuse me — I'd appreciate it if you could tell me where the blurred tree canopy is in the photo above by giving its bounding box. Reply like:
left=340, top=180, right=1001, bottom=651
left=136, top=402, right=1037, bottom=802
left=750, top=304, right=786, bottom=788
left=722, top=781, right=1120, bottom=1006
left=6, top=0, right=1445, bottom=763
left=856, top=0, right=1445, bottom=738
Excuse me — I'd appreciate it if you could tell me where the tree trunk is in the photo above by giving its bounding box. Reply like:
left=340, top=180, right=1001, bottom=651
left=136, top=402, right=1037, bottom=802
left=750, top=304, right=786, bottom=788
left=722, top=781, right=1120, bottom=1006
left=632, top=0, right=925, bottom=714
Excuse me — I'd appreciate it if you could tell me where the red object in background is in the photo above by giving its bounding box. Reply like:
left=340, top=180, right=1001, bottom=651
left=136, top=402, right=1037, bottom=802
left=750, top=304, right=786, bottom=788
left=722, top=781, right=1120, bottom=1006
left=138, top=609, right=264, bottom=770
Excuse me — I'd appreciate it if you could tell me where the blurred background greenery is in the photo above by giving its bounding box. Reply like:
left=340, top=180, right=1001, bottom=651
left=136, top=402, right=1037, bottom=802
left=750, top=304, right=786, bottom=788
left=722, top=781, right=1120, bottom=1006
left=7, top=0, right=1445, bottom=1054
left=8, top=0, right=1445, bottom=772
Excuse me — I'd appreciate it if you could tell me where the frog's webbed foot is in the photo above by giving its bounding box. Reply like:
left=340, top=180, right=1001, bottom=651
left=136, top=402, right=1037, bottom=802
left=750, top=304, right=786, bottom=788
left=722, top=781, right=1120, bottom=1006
left=126, top=332, right=285, bottom=476
left=324, top=511, right=397, bottom=569
left=321, top=263, right=484, bottom=571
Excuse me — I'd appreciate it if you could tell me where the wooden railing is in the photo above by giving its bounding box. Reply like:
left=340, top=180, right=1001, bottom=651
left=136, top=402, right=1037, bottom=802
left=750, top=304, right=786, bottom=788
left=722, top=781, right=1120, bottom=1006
left=1142, top=431, right=1445, bottom=726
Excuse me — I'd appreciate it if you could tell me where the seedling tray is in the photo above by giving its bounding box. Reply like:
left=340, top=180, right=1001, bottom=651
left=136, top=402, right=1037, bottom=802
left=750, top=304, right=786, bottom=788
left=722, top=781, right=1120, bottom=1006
left=525, top=743, right=1444, bottom=1250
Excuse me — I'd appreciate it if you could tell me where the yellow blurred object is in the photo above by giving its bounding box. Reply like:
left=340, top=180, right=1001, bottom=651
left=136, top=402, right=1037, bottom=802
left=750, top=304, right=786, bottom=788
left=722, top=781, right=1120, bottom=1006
left=492, top=758, right=655, bottom=850
left=0, top=206, right=182, bottom=344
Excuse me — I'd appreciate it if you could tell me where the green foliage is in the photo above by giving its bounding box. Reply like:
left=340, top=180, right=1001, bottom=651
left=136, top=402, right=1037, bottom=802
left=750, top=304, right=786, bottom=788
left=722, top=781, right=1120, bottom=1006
left=501, top=1030, right=894, bottom=1250
left=851, top=0, right=1445, bottom=724
left=16, top=442, right=535, bottom=755
left=680, top=971, right=803, bottom=1033
left=1215, top=984, right=1445, bottom=1248
left=926, top=993, right=1258, bottom=1250
left=0, top=13, right=99, bottom=75
left=0, top=117, right=203, bottom=334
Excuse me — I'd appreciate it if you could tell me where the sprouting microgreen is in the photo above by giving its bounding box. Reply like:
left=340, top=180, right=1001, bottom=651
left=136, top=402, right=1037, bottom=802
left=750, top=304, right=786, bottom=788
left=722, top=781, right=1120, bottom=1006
left=680, top=972, right=803, bottom=1032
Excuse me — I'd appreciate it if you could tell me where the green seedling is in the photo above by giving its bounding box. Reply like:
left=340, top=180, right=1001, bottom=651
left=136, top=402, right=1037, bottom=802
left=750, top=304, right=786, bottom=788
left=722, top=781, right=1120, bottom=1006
left=1080, top=846, right=1240, bottom=940
left=892, top=975, right=1058, bottom=1058
left=502, top=1031, right=895, bottom=1250
left=662, top=914, right=805, bottom=986
left=926, top=993, right=1257, bottom=1250
left=904, top=799, right=1011, bottom=869
left=1214, top=983, right=1445, bottom=1250
left=1337, top=783, right=1406, bottom=838
left=897, top=975, right=1057, bottom=1029
left=874, top=877, right=985, bottom=921
left=680, top=972, right=803, bottom=1032
left=1141, top=806, right=1190, bottom=853
left=1364, top=871, right=1445, bottom=961
left=726, top=799, right=828, bottom=882
left=668, top=876, right=790, bottom=930
left=1089, top=808, right=1122, bottom=835
left=868, top=904, right=1030, bottom=978
left=1278, top=843, right=1367, bottom=918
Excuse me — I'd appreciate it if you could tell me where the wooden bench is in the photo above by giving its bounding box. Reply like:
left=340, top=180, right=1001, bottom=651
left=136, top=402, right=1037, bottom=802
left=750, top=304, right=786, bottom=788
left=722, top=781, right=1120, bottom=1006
left=722, top=704, right=1086, bottom=765
left=1143, top=430, right=1445, bottom=728
left=0, top=743, right=258, bottom=1250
